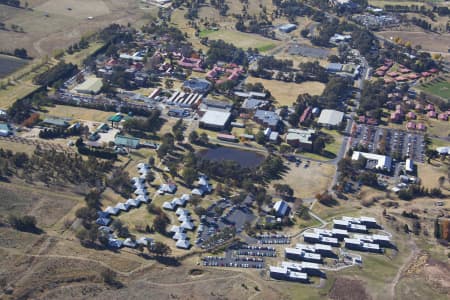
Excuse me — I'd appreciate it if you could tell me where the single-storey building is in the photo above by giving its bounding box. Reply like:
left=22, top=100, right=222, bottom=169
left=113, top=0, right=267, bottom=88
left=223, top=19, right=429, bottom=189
left=317, top=109, right=344, bottom=127
left=199, top=110, right=231, bottom=130
left=115, top=135, right=140, bottom=149
left=74, top=77, right=103, bottom=95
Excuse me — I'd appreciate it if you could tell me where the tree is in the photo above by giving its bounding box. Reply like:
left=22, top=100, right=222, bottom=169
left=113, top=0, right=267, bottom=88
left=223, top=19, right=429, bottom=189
left=434, top=218, right=441, bottom=239
left=153, top=214, right=169, bottom=234
left=189, top=130, right=199, bottom=144
left=8, top=214, right=38, bottom=232
left=182, top=167, right=197, bottom=187
left=199, top=132, right=209, bottom=144
left=165, top=79, right=174, bottom=89
left=274, top=183, right=294, bottom=199
left=148, top=241, right=171, bottom=256
left=255, top=130, right=266, bottom=145
left=438, top=176, right=445, bottom=188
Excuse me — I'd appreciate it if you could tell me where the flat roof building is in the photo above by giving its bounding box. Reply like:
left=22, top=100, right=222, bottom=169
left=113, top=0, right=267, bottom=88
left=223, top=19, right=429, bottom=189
left=317, top=109, right=344, bottom=127
left=285, top=248, right=322, bottom=263
left=254, top=110, right=281, bottom=130
left=115, top=135, right=140, bottom=149
left=351, top=151, right=392, bottom=171
left=286, top=129, right=315, bottom=151
left=74, top=77, right=103, bottom=94
left=199, top=110, right=231, bottom=130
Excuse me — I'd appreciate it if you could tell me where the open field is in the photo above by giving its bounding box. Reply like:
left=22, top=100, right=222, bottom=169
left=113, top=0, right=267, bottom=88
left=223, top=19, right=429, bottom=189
left=245, top=76, right=325, bottom=107
left=42, top=105, right=115, bottom=123
left=0, top=178, right=82, bottom=229
left=416, top=162, right=449, bottom=190
left=0, top=1, right=151, bottom=58
left=0, top=54, right=27, bottom=78
left=200, top=29, right=279, bottom=52
left=417, top=77, right=450, bottom=100
left=271, top=160, right=335, bottom=198
left=377, top=31, right=450, bottom=54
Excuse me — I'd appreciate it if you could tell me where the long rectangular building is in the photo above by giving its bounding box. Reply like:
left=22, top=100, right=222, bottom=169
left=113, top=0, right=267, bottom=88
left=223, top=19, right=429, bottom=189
left=285, top=248, right=322, bottom=263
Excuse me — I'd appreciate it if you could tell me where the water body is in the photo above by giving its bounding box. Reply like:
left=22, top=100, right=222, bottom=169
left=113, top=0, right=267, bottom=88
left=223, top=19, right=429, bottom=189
left=0, top=54, right=27, bottom=78
left=198, top=147, right=265, bottom=168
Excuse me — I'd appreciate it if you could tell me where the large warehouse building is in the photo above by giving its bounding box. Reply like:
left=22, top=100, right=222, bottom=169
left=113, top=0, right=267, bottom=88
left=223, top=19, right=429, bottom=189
left=199, top=110, right=231, bottom=130
left=317, top=109, right=344, bottom=127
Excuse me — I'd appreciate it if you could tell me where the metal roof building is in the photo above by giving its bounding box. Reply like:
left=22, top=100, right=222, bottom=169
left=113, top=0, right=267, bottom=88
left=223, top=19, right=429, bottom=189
left=199, top=110, right=231, bottom=130
left=74, top=77, right=103, bottom=94
left=317, top=109, right=344, bottom=127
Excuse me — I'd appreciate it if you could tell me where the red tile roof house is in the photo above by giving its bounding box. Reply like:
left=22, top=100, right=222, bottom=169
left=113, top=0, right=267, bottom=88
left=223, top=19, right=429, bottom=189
left=299, top=106, right=312, bottom=124
left=415, top=103, right=424, bottom=112
left=374, top=70, right=385, bottom=77
left=178, top=56, right=204, bottom=72
left=417, top=123, right=426, bottom=131
left=406, top=111, right=416, bottom=120
left=406, top=122, right=416, bottom=130
left=408, top=73, right=420, bottom=80
left=377, top=65, right=390, bottom=72
left=387, top=71, right=400, bottom=77
left=429, top=68, right=439, bottom=74
left=399, top=68, right=411, bottom=74
left=390, top=111, right=402, bottom=123
left=426, top=104, right=435, bottom=111
left=207, top=65, right=244, bottom=84
left=438, top=113, right=448, bottom=121
left=427, top=110, right=437, bottom=118
left=421, top=72, right=432, bottom=77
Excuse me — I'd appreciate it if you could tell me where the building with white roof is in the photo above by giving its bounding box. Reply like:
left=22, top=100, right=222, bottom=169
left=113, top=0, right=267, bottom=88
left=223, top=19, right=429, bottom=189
left=115, top=202, right=130, bottom=211
left=317, top=109, right=344, bottom=127
left=199, top=110, right=231, bottom=130
left=269, top=265, right=309, bottom=283
left=126, top=198, right=140, bottom=208
left=180, top=220, right=195, bottom=231
left=344, top=238, right=382, bottom=253
left=104, top=206, right=120, bottom=215
left=273, top=200, right=290, bottom=217
left=173, top=232, right=187, bottom=240
left=162, top=201, right=176, bottom=210
left=405, top=159, right=414, bottom=173
left=176, top=239, right=190, bottom=249
left=351, top=151, right=392, bottom=171
left=285, top=248, right=322, bottom=263
left=123, top=238, right=137, bottom=248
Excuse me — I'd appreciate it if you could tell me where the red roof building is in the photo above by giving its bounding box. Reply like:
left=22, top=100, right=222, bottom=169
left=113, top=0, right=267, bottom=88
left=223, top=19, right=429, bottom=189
left=421, top=72, right=431, bottom=77
left=427, top=111, right=437, bottom=118
left=417, top=123, right=426, bottom=131
left=406, top=122, right=416, bottom=130
left=408, top=73, right=420, bottom=80
left=387, top=71, right=400, bottom=77
left=426, top=104, right=435, bottom=111
left=406, top=111, right=416, bottom=120
left=438, top=113, right=448, bottom=121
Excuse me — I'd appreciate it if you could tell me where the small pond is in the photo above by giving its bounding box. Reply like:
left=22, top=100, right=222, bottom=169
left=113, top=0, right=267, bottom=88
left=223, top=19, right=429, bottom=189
left=198, top=147, right=265, bottom=168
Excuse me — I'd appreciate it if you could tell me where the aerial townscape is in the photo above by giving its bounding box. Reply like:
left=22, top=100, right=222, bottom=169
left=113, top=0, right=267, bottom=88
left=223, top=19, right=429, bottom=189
left=0, top=0, right=449, bottom=299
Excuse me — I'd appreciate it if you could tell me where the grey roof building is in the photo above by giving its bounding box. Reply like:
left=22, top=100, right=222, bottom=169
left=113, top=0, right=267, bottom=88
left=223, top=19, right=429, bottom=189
left=317, top=109, right=344, bottom=127
left=254, top=110, right=281, bottom=130
left=199, top=110, right=231, bottom=130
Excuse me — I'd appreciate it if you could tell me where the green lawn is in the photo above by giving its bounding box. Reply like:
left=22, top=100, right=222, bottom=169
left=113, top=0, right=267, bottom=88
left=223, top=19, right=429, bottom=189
left=418, top=78, right=450, bottom=100
left=199, top=29, right=280, bottom=52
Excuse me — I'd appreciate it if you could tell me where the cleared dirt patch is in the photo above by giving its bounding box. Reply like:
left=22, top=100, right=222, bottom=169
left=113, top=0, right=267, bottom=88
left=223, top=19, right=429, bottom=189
left=329, top=277, right=371, bottom=300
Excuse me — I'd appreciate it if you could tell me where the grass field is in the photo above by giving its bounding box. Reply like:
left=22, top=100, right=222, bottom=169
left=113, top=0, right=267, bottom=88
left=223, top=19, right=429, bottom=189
left=42, top=105, right=114, bottom=122
left=245, top=76, right=325, bottom=107
left=271, top=160, right=335, bottom=198
left=417, top=77, right=450, bottom=100
left=200, top=29, right=279, bottom=52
